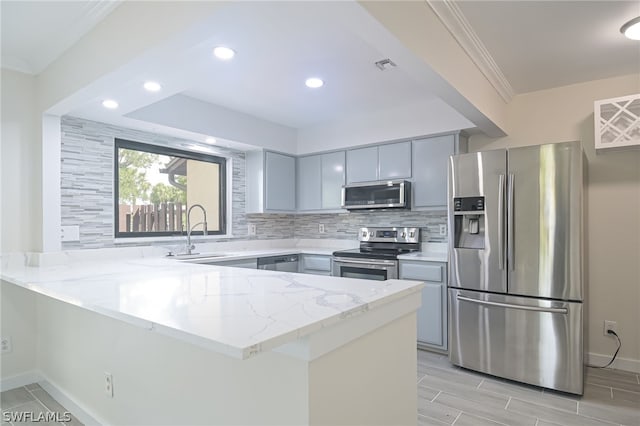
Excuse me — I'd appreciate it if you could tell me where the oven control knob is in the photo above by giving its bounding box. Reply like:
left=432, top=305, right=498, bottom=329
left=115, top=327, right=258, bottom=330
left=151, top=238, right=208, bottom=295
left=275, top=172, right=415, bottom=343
left=401, top=232, right=406, bottom=238
left=369, top=232, right=374, bottom=237
left=362, top=231, right=368, bottom=237
left=410, top=231, right=415, bottom=238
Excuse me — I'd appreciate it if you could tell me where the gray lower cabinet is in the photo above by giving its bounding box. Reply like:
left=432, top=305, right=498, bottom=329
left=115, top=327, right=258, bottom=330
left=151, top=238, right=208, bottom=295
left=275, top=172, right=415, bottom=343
left=412, top=134, right=467, bottom=209
left=299, top=254, right=332, bottom=276
left=399, top=260, right=448, bottom=352
left=246, top=150, right=296, bottom=213
left=297, top=151, right=345, bottom=211
left=346, top=142, right=412, bottom=183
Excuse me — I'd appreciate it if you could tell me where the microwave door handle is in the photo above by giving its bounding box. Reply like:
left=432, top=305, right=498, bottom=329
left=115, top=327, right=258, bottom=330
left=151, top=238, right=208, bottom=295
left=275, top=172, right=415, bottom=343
left=399, top=181, right=405, bottom=205
left=341, top=187, right=346, bottom=209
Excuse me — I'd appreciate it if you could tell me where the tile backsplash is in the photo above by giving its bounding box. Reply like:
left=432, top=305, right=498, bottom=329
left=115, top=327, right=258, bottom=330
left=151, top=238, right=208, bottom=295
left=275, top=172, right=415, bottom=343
left=293, top=211, right=447, bottom=242
left=61, top=117, right=447, bottom=250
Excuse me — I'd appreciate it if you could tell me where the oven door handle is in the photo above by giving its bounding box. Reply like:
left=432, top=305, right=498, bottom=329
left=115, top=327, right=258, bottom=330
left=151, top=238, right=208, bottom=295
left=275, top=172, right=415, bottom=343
left=332, top=257, right=397, bottom=267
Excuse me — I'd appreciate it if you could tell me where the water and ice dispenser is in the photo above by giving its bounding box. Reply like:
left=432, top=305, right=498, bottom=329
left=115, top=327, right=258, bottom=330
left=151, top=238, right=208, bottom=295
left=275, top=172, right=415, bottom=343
left=453, top=196, right=485, bottom=249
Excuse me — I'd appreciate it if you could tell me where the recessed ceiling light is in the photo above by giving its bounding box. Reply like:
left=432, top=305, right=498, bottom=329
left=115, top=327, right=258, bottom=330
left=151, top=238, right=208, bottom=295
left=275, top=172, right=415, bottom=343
left=205, top=137, right=216, bottom=144
left=143, top=81, right=162, bottom=92
left=102, top=99, right=118, bottom=109
left=305, top=78, right=324, bottom=88
left=213, top=46, right=235, bottom=60
left=621, top=17, right=640, bottom=40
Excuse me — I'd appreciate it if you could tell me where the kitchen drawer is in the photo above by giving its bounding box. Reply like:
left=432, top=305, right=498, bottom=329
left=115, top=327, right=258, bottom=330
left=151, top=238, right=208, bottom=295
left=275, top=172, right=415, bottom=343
left=399, top=262, right=444, bottom=282
left=301, top=255, right=331, bottom=272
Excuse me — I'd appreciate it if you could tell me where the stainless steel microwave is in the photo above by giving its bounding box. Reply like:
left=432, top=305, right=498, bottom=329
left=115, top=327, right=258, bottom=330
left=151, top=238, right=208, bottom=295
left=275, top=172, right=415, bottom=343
left=341, top=180, right=411, bottom=210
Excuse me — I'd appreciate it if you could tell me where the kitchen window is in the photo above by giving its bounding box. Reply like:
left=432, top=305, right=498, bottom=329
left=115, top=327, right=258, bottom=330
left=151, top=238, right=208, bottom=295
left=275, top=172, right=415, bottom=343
left=114, top=139, right=226, bottom=238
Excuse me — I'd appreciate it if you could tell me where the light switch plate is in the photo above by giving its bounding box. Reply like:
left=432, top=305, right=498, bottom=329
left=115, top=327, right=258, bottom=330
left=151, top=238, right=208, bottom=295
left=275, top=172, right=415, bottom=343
left=61, top=225, right=80, bottom=241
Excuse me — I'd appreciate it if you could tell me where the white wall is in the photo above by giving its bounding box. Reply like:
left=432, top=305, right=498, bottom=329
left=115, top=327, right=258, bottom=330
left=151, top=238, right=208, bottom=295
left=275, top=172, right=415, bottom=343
left=469, top=73, right=640, bottom=367
left=0, top=281, right=37, bottom=380
left=126, top=94, right=298, bottom=153
left=297, top=98, right=473, bottom=155
left=1, top=69, right=41, bottom=253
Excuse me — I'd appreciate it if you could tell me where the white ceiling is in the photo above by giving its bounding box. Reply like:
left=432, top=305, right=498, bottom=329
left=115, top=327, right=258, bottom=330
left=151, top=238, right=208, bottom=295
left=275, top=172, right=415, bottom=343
left=179, top=2, right=436, bottom=129
left=457, top=0, right=640, bottom=94
left=2, top=0, right=638, bottom=146
left=0, top=0, right=120, bottom=74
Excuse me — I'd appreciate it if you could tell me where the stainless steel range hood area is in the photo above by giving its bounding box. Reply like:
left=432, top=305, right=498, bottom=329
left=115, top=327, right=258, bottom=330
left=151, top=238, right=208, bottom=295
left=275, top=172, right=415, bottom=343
left=341, top=180, right=411, bottom=210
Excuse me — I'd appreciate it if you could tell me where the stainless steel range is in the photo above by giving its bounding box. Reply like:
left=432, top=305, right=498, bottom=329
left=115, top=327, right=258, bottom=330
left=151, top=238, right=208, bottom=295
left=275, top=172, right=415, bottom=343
left=332, top=227, right=420, bottom=280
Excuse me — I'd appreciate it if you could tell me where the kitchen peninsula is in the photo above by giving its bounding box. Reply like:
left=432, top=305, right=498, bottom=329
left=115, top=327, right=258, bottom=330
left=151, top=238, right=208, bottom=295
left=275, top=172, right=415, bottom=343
left=1, top=252, right=423, bottom=425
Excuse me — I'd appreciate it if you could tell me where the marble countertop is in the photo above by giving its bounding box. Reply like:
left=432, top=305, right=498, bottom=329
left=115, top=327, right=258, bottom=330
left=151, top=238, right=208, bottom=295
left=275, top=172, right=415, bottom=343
left=1, top=254, right=423, bottom=360
left=398, top=243, right=448, bottom=263
left=397, top=251, right=448, bottom=263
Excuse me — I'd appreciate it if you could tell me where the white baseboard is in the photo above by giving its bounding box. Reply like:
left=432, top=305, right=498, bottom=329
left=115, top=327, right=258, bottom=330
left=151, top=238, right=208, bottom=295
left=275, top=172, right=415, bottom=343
left=588, top=352, right=640, bottom=373
left=0, top=371, right=43, bottom=391
left=1, top=371, right=103, bottom=425
left=37, top=374, right=104, bottom=426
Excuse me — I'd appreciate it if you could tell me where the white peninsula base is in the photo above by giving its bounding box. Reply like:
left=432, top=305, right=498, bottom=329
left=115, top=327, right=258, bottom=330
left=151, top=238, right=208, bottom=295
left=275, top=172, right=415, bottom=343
left=33, top=290, right=418, bottom=425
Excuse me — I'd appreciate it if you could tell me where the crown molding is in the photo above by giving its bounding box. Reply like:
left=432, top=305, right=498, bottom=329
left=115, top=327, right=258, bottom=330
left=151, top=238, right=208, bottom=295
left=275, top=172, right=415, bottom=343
left=426, top=0, right=515, bottom=103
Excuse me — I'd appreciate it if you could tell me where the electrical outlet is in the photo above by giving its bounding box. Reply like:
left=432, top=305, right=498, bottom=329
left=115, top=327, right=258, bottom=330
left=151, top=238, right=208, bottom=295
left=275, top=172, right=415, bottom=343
left=318, top=223, right=325, bottom=234
left=104, top=372, right=114, bottom=398
left=604, top=320, right=617, bottom=336
left=248, top=224, right=256, bottom=236
left=439, top=224, right=447, bottom=236
left=60, top=225, right=80, bottom=242
left=0, top=336, right=12, bottom=353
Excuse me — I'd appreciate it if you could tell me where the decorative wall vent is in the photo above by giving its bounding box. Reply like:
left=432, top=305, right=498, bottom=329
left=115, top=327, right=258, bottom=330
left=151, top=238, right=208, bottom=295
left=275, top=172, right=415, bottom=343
left=594, top=94, right=640, bottom=152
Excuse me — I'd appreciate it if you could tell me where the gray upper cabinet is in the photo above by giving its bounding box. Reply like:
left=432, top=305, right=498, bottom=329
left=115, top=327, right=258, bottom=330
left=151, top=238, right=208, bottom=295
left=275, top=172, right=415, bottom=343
left=412, top=134, right=467, bottom=209
left=379, top=141, right=412, bottom=180
left=297, top=151, right=345, bottom=211
left=265, top=152, right=296, bottom=211
left=347, top=142, right=412, bottom=183
left=246, top=150, right=296, bottom=213
left=297, top=155, right=322, bottom=211
left=346, top=146, right=378, bottom=183
left=321, top=151, right=345, bottom=209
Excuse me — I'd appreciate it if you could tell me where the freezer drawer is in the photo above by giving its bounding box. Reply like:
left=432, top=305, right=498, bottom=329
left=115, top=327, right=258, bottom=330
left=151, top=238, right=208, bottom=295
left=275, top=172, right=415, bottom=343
left=449, top=289, right=583, bottom=394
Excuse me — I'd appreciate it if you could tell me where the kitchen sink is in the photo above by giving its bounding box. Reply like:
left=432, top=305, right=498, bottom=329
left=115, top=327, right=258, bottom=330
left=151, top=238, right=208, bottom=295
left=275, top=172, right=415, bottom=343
left=172, top=253, right=228, bottom=261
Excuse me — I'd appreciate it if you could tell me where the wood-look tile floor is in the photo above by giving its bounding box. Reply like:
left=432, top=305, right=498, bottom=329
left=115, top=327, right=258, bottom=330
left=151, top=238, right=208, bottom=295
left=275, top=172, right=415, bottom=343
left=417, top=350, right=640, bottom=426
left=0, top=383, right=83, bottom=426
left=2, top=355, right=638, bottom=426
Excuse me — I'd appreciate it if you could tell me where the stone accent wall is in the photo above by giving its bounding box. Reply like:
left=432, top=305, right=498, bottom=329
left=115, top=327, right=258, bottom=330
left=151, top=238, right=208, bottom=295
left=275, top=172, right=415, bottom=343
left=61, top=116, right=249, bottom=248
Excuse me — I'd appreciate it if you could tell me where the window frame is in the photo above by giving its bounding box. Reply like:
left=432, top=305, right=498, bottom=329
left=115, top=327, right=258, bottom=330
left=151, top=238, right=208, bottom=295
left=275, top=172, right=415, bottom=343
left=114, top=138, right=227, bottom=238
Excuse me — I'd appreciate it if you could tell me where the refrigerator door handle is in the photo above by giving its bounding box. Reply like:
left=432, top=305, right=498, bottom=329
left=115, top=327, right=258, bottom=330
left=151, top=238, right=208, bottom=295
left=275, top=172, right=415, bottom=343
left=456, top=295, right=568, bottom=314
left=507, top=173, right=515, bottom=271
left=498, top=174, right=506, bottom=270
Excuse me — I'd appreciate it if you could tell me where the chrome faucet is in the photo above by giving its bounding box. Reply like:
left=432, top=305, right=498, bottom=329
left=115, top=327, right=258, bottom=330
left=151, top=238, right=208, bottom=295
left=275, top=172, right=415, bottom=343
left=185, top=204, right=208, bottom=255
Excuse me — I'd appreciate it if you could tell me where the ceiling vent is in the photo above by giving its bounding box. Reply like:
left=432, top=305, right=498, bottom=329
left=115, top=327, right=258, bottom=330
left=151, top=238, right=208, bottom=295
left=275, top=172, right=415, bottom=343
left=374, top=59, right=397, bottom=71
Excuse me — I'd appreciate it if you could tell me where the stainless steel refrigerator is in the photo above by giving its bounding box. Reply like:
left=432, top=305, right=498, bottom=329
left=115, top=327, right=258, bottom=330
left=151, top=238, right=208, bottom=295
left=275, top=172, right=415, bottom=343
left=447, top=141, right=584, bottom=395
